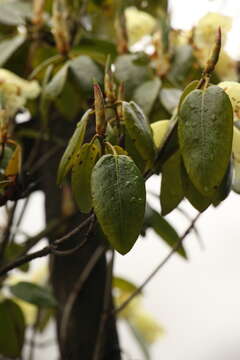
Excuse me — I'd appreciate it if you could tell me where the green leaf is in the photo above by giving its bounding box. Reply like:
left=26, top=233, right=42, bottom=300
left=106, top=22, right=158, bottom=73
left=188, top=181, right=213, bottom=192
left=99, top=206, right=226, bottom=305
left=178, top=85, right=233, bottom=196
left=213, top=162, right=232, bottom=206
left=9, top=282, right=57, bottom=308
left=57, top=109, right=90, bottom=184
left=123, top=101, right=156, bottom=165
left=0, top=34, right=25, bottom=67
left=113, top=277, right=139, bottom=294
left=0, top=299, right=25, bottom=358
left=44, top=63, right=69, bottom=100
left=181, top=162, right=212, bottom=212
left=114, top=54, right=153, bottom=99
left=71, top=141, right=100, bottom=213
left=178, top=80, right=199, bottom=110
left=133, top=77, right=161, bottom=117
left=69, top=55, right=103, bottom=95
left=91, top=154, right=146, bottom=254
left=4, top=243, right=29, bottom=272
left=144, top=203, right=187, bottom=258
left=160, top=151, right=184, bottom=215
left=125, top=131, right=146, bottom=173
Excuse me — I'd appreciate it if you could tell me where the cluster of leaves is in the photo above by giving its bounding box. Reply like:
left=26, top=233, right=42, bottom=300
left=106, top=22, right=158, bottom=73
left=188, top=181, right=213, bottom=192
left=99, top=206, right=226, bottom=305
left=0, top=0, right=240, bottom=359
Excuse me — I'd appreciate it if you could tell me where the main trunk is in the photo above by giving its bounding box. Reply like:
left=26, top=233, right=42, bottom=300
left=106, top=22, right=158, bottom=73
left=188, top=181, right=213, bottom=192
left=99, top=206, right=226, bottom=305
left=40, top=120, right=121, bottom=360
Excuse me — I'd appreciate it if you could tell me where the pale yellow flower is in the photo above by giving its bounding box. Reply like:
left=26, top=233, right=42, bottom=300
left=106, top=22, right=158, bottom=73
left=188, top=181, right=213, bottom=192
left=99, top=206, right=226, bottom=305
left=125, top=7, right=156, bottom=46
left=0, top=69, right=40, bottom=120
left=194, top=12, right=232, bottom=49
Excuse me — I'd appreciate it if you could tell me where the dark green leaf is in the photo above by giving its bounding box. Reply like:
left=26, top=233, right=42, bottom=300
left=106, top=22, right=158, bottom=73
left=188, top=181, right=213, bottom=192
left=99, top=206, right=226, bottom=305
left=133, top=77, right=161, bottom=117
left=0, top=299, right=25, bottom=358
left=57, top=109, right=90, bottom=184
left=144, top=203, right=187, bottom=258
left=91, top=154, right=146, bottom=254
left=213, top=161, right=233, bottom=206
left=10, top=282, right=57, bottom=308
left=160, top=151, right=184, bottom=215
left=181, top=162, right=212, bottom=212
left=178, top=85, right=233, bottom=196
left=123, top=101, right=156, bottom=165
left=71, top=141, right=100, bottom=213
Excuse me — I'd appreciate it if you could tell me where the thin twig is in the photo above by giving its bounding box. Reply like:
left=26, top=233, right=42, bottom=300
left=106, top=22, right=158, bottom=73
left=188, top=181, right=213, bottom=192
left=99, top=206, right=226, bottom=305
left=0, top=215, right=94, bottom=277
left=60, top=245, right=106, bottom=347
left=93, top=249, right=115, bottom=360
left=113, top=213, right=201, bottom=315
left=0, top=202, right=17, bottom=259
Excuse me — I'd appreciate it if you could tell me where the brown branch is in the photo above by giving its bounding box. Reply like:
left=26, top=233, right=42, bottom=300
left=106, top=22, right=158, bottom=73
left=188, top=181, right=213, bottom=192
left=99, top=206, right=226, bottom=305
left=93, top=249, right=115, bottom=360
left=113, top=212, right=201, bottom=315
left=0, top=215, right=94, bottom=277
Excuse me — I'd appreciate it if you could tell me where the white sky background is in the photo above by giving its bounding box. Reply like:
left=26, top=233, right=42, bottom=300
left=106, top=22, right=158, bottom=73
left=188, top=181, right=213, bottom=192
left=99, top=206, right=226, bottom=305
left=3, top=1, right=240, bottom=359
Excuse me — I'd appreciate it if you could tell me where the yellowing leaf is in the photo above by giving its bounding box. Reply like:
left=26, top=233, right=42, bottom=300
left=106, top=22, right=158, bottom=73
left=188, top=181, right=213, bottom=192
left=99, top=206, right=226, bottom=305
left=5, top=144, right=22, bottom=176
left=71, top=142, right=100, bottom=213
left=57, top=109, right=90, bottom=185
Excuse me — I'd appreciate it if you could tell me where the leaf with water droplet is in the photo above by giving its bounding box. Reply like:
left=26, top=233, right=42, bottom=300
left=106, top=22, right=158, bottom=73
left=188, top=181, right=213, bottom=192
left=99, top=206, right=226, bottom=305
left=91, top=154, right=146, bottom=254
left=71, top=141, right=100, bottom=213
left=178, top=85, right=233, bottom=196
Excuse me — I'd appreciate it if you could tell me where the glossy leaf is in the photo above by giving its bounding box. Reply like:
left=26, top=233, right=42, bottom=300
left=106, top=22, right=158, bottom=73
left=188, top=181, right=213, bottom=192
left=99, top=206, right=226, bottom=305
left=133, top=77, right=161, bottom=117
left=0, top=34, right=25, bottom=67
left=0, top=299, right=25, bottom=358
left=91, top=154, right=146, bottom=254
left=10, top=281, right=57, bottom=308
left=160, top=151, right=184, bottom=215
left=178, top=85, right=233, bottom=196
left=57, top=109, right=90, bottom=184
left=71, top=142, right=100, bottom=213
left=123, top=101, right=156, bottom=164
left=144, top=203, right=187, bottom=258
